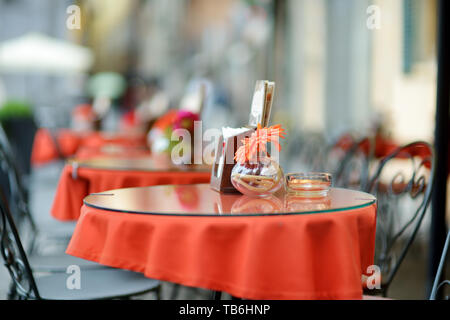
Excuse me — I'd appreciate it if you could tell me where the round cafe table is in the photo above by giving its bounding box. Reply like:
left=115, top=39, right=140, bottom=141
left=66, top=184, right=377, bottom=300
left=31, top=128, right=148, bottom=166
left=51, top=155, right=211, bottom=221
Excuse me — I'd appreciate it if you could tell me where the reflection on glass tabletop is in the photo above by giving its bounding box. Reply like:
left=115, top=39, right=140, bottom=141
left=84, top=184, right=376, bottom=216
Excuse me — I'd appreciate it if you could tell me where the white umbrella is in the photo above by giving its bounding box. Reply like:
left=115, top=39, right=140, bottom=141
left=0, top=32, right=94, bottom=74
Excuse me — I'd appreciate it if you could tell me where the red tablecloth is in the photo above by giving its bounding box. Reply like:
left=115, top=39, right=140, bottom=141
left=31, top=128, right=148, bottom=166
left=51, top=165, right=211, bottom=221
left=67, top=202, right=377, bottom=300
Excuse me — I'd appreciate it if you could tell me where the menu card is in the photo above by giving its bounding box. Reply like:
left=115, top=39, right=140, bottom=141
left=179, top=83, right=206, bottom=114
left=248, top=80, right=275, bottom=128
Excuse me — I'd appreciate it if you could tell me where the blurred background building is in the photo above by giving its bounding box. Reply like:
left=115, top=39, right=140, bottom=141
left=0, top=0, right=438, bottom=144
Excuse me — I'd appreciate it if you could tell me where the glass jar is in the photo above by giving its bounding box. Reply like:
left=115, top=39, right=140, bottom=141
left=285, top=172, right=332, bottom=197
left=231, top=156, right=283, bottom=197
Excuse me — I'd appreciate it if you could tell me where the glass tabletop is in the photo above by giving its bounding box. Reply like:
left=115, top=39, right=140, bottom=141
left=84, top=184, right=376, bottom=217
left=68, top=154, right=211, bottom=172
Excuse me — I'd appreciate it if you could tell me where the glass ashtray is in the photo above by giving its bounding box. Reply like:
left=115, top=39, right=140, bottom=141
left=285, top=172, right=332, bottom=197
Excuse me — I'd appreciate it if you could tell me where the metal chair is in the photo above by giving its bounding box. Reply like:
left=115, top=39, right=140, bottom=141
left=287, top=132, right=372, bottom=191
left=429, top=230, right=449, bottom=300
left=0, top=125, right=67, bottom=249
left=0, top=189, right=161, bottom=300
left=364, top=141, right=435, bottom=297
left=1, top=116, right=37, bottom=177
left=328, top=135, right=374, bottom=191
left=0, top=124, right=107, bottom=273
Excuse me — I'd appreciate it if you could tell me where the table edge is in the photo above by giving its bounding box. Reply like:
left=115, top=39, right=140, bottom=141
left=83, top=185, right=377, bottom=218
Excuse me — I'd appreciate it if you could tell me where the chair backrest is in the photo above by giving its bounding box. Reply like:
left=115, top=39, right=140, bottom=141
left=0, top=189, right=40, bottom=299
left=366, top=141, right=435, bottom=296
left=331, top=135, right=374, bottom=191
left=0, top=124, right=36, bottom=232
left=0, top=116, right=37, bottom=176
left=430, top=231, right=450, bottom=300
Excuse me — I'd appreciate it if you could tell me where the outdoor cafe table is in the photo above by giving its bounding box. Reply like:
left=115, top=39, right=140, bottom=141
left=51, top=156, right=211, bottom=221
left=66, top=184, right=377, bottom=300
left=31, top=128, right=148, bottom=166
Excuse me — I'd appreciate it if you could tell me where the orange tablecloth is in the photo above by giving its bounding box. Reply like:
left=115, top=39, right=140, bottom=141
left=31, top=128, right=147, bottom=165
left=67, top=202, right=377, bottom=300
left=31, top=129, right=80, bottom=165
left=51, top=165, right=211, bottom=221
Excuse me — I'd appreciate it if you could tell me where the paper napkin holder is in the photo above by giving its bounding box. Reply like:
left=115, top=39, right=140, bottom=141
left=209, top=127, right=255, bottom=193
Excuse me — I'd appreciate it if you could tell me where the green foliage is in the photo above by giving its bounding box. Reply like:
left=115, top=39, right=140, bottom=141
left=0, top=100, right=33, bottom=120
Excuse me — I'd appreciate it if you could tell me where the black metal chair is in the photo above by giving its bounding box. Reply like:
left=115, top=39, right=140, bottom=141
left=364, top=141, right=435, bottom=297
left=328, top=135, right=374, bottom=191
left=0, top=125, right=69, bottom=251
left=429, top=230, right=449, bottom=300
left=0, top=138, right=107, bottom=267
left=1, top=116, right=37, bottom=177
left=287, top=132, right=373, bottom=192
left=0, top=189, right=161, bottom=300
left=0, top=123, right=109, bottom=273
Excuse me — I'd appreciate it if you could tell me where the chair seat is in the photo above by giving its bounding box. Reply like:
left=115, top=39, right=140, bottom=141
left=34, top=268, right=160, bottom=300
left=29, top=254, right=105, bottom=272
